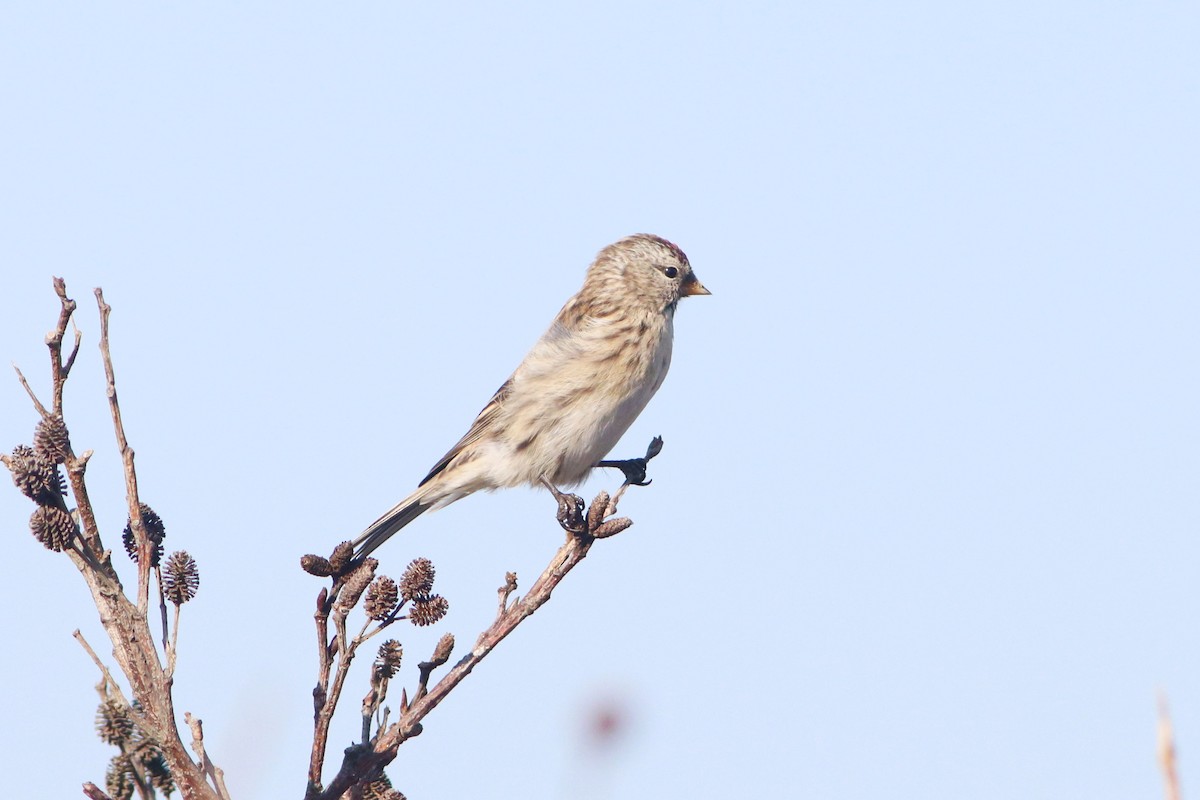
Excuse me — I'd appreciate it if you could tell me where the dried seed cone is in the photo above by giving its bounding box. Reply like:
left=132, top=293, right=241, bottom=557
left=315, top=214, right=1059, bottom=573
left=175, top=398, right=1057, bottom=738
left=9, top=444, right=64, bottom=505
left=408, top=594, right=449, bottom=627
left=301, top=554, right=334, bottom=576
left=429, top=633, right=455, bottom=668
left=329, top=541, right=354, bottom=574
left=336, top=558, right=378, bottom=613
left=399, top=557, right=435, bottom=600
left=34, top=414, right=70, bottom=463
left=137, top=742, right=174, bottom=795
left=30, top=505, right=75, bottom=551
left=593, top=517, right=633, bottom=539
left=139, top=503, right=166, bottom=539
left=587, top=490, right=611, bottom=531
left=164, top=551, right=200, bottom=604
left=105, top=756, right=135, bottom=800
left=364, top=576, right=399, bottom=621
left=122, top=503, right=166, bottom=566
left=95, top=700, right=135, bottom=746
left=362, top=771, right=405, bottom=800
left=376, top=639, right=403, bottom=678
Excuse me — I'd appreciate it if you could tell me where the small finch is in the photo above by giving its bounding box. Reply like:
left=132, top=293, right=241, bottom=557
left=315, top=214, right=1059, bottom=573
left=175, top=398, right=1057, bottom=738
left=353, top=234, right=709, bottom=557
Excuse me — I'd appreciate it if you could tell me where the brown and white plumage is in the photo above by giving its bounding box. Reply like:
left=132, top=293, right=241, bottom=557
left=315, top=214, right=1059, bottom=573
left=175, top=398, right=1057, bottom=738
left=353, top=234, right=709, bottom=558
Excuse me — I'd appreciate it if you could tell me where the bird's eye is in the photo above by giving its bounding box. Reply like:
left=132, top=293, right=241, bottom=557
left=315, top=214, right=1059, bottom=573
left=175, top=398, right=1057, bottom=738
left=663, top=266, right=679, bottom=279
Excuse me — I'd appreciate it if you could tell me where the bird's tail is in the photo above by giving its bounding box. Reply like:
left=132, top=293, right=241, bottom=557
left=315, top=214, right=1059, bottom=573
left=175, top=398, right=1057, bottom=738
left=352, top=491, right=430, bottom=559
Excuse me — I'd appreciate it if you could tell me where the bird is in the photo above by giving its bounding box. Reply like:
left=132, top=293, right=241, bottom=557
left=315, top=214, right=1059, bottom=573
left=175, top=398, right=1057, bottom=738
left=352, top=233, right=709, bottom=558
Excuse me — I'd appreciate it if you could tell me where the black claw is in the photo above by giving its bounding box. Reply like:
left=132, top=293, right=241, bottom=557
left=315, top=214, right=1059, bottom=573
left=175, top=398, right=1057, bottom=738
left=596, top=436, right=663, bottom=487
left=626, top=460, right=652, bottom=486
left=555, top=492, right=587, bottom=535
left=645, top=436, right=664, bottom=460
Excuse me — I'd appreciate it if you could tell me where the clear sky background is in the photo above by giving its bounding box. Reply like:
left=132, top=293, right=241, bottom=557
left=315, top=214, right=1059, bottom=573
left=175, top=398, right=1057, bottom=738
left=1, top=3, right=1197, bottom=798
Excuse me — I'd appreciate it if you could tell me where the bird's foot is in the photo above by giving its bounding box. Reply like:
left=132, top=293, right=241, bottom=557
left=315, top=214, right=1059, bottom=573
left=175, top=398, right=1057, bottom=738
left=541, top=477, right=587, bottom=536
left=596, top=436, right=664, bottom=514
left=596, top=436, right=663, bottom=488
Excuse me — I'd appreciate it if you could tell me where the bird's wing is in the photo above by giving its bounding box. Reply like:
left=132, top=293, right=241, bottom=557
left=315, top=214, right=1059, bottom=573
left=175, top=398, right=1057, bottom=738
left=418, top=378, right=512, bottom=487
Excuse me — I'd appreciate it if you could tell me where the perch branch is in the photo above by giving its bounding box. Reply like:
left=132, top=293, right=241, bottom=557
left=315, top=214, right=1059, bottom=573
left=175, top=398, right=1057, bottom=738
left=315, top=467, right=642, bottom=800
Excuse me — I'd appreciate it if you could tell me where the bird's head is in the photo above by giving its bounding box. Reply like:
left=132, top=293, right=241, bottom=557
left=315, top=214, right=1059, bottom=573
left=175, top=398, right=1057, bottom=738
left=586, top=234, right=711, bottom=314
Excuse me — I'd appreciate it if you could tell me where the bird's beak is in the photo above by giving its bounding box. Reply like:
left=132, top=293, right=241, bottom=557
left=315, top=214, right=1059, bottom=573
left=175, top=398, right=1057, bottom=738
left=681, top=274, right=712, bottom=297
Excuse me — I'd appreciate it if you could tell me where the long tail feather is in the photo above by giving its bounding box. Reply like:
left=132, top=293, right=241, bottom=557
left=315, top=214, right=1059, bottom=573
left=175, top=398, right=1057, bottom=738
left=353, top=494, right=430, bottom=559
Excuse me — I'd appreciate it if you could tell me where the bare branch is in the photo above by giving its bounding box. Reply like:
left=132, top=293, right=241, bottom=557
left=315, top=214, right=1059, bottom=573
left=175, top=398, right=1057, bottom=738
left=166, top=601, right=182, bottom=679
left=156, top=566, right=170, bottom=651
left=65, top=448, right=106, bottom=555
left=49, top=276, right=79, bottom=414
left=496, top=571, right=518, bottom=617
left=392, top=530, right=598, bottom=736
left=303, top=553, right=393, bottom=797
left=12, top=363, right=50, bottom=417
left=95, top=288, right=151, bottom=613
left=73, top=630, right=134, bottom=713
left=307, top=583, right=340, bottom=796
left=315, top=478, right=641, bottom=800
left=186, top=714, right=232, bottom=800
left=7, top=280, right=225, bottom=800
left=83, top=782, right=116, bottom=800
left=63, top=321, right=83, bottom=378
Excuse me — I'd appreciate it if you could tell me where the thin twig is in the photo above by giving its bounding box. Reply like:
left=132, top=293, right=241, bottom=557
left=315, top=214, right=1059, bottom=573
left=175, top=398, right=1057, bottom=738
left=186, top=713, right=232, bottom=800
left=12, top=363, right=50, bottom=418
left=64, top=450, right=107, bottom=555
left=62, top=321, right=83, bottom=378
left=166, top=602, right=182, bottom=679
left=309, top=616, right=367, bottom=794
left=156, top=566, right=170, bottom=650
left=95, top=288, right=150, bottom=613
left=361, top=674, right=386, bottom=744
left=89, top=677, right=155, bottom=800
left=308, top=585, right=337, bottom=796
left=83, top=782, right=116, bottom=800
left=399, top=532, right=594, bottom=730
left=73, top=629, right=131, bottom=709
left=75, top=627, right=156, bottom=800
left=31, top=280, right=104, bottom=553
left=497, top=571, right=518, bottom=617
left=413, top=661, right=436, bottom=705
left=50, top=276, right=78, bottom=414
left=313, top=586, right=333, bottom=714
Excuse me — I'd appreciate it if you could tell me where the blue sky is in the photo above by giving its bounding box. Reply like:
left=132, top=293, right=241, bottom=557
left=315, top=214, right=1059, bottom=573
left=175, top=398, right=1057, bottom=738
left=1, top=3, right=1197, bottom=798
